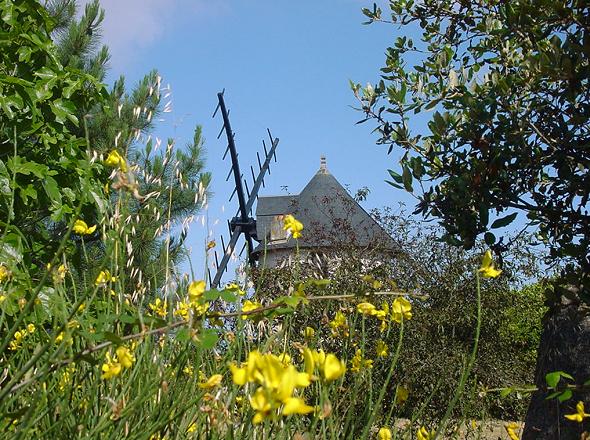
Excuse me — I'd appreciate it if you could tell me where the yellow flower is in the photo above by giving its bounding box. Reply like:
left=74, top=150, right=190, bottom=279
left=148, top=298, right=167, bottom=318
left=105, top=150, right=128, bottom=172
left=322, top=353, right=346, bottom=381
left=72, top=219, right=96, bottom=235
left=174, top=300, right=191, bottom=320
left=116, top=346, right=135, bottom=369
left=95, top=270, right=116, bottom=286
left=225, top=282, right=246, bottom=295
left=0, top=294, right=6, bottom=303
left=27, top=323, right=36, bottom=333
left=0, top=264, right=10, bottom=282
left=376, top=340, right=388, bottom=358
left=391, top=297, right=412, bottom=323
left=394, top=385, right=409, bottom=405
left=282, top=397, right=314, bottom=415
left=350, top=349, right=373, bottom=373
left=199, top=373, right=223, bottom=389
left=230, top=363, right=248, bottom=386
left=417, top=426, right=435, bottom=440
left=478, top=250, right=502, bottom=278
left=357, top=302, right=377, bottom=315
left=283, top=214, right=303, bottom=239
left=186, top=422, right=197, bottom=433
left=330, top=310, right=349, bottom=337
left=564, top=401, right=590, bottom=423
left=303, top=326, right=315, bottom=339
left=504, top=422, right=520, bottom=440
left=241, top=299, right=262, bottom=320
left=101, top=352, right=122, bottom=380
left=207, top=240, right=216, bottom=250
left=250, top=387, right=273, bottom=424
left=188, top=280, right=206, bottom=302
left=377, top=427, right=392, bottom=440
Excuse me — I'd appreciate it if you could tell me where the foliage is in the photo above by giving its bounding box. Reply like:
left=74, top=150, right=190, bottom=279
left=353, top=0, right=590, bottom=300
left=254, top=208, right=545, bottom=421
left=0, top=0, right=108, bottom=269
left=45, top=0, right=212, bottom=287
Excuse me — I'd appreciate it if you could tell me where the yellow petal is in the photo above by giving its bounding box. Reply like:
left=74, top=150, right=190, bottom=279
left=282, top=397, right=314, bottom=415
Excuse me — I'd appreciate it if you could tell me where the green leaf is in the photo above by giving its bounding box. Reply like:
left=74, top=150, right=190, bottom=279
left=219, top=290, right=238, bottom=303
left=402, top=165, right=413, bottom=192
left=203, top=290, right=221, bottom=301
left=545, top=371, right=570, bottom=388
left=101, top=332, right=124, bottom=346
left=491, top=212, right=518, bottom=229
left=500, top=388, right=513, bottom=398
left=557, top=389, right=572, bottom=402
left=176, top=328, right=190, bottom=342
left=198, top=329, right=218, bottom=349
left=388, top=169, right=403, bottom=184
left=42, top=176, right=61, bottom=205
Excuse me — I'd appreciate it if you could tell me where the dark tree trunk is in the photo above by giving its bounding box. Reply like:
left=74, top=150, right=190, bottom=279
left=523, top=295, right=590, bottom=439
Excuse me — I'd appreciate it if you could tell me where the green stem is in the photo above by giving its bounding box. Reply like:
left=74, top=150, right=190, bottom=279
left=434, top=272, right=482, bottom=439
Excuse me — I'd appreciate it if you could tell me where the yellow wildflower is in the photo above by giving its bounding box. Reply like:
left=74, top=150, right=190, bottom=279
left=241, top=299, right=262, bottom=320
left=330, top=310, right=349, bottom=337
left=357, top=302, right=377, bottom=315
left=303, top=326, right=315, bottom=340
left=95, top=270, right=116, bottom=286
left=174, top=300, right=191, bottom=320
left=250, top=387, right=273, bottom=424
left=148, top=297, right=167, bottom=318
left=283, top=214, right=303, bottom=239
left=479, top=250, right=502, bottom=278
left=322, top=353, right=346, bottom=381
left=395, top=385, right=409, bottom=405
left=188, top=280, right=206, bottom=302
left=27, top=323, right=35, bottom=333
left=186, top=423, right=197, bottom=433
left=0, top=295, right=6, bottom=303
left=378, top=427, right=392, bottom=440
left=116, top=346, right=135, bottom=369
left=105, top=150, right=128, bottom=172
left=282, top=397, right=314, bottom=415
left=229, top=363, right=248, bottom=386
left=417, top=426, right=435, bottom=440
left=376, top=340, right=388, bottom=358
left=391, top=297, right=412, bottom=323
left=72, top=219, right=96, bottom=235
left=199, top=373, right=223, bottom=389
left=505, top=422, right=520, bottom=440
left=564, top=401, right=590, bottom=423
left=350, top=349, right=373, bottom=373
left=101, top=352, right=122, bottom=380
left=9, top=330, right=26, bottom=351
left=226, top=282, right=246, bottom=295
left=0, top=264, right=10, bottom=282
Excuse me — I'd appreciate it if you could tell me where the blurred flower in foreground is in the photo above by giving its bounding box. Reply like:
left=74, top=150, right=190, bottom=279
left=73, top=219, right=96, bottom=235
left=105, top=150, right=128, bottom=172
left=378, top=427, right=392, bottom=440
left=478, top=250, right=502, bottom=278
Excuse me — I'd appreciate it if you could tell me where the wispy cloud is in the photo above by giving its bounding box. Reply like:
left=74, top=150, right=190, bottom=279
left=81, top=0, right=228, bottom=70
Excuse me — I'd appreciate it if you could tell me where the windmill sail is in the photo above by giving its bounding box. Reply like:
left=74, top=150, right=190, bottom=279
left=209, top=91, right=279, bottom=288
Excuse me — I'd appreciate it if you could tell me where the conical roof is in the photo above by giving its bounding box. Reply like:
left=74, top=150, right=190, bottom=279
left=253, top=157, right=397, bottom=254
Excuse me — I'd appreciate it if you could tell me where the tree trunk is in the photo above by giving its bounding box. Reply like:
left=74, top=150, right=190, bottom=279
left=523, top=295, right=590, bottom=439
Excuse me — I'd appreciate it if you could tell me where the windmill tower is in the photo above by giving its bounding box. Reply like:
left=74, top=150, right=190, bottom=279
left=208, top=91, right=279, bottom=288
left=252, top=156, right=398, bottom=270
left=209, top=93, right=398, bottom=287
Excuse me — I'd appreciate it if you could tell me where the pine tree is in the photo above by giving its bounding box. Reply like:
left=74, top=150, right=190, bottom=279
left=45, top=0, right=211, bottom=292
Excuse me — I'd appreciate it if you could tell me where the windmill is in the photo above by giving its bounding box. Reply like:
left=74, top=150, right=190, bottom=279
left=208, top=91, right=279, bottom=288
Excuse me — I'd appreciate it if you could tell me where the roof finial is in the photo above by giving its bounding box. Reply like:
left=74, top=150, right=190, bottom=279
left=320, top=155, right=327, bottom=173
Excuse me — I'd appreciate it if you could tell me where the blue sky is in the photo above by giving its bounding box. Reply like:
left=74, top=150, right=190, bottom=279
left=93, top=0, right=418, bottom=281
